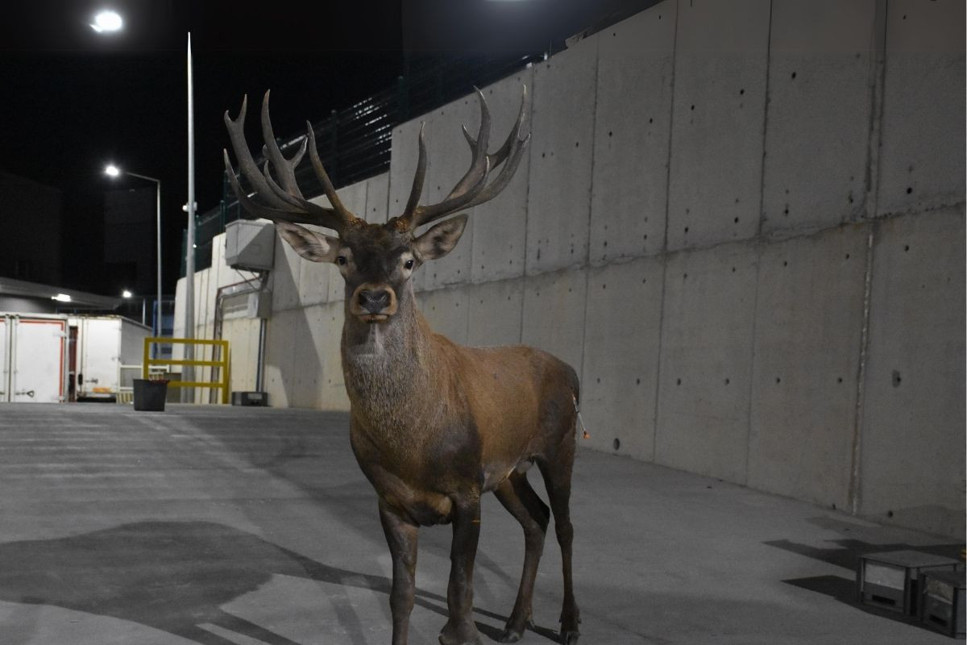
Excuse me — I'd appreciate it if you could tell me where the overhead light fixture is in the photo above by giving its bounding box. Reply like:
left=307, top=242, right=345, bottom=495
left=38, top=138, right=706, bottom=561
left=122, top=290, right=133, bottom=298
left=105, top=164, right=121, bottom=177
left=91, top=10, right=123, bottom=33
left=52, top=293, right=72, bottom=303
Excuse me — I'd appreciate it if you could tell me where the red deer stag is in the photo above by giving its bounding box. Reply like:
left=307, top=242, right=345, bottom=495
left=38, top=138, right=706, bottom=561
left=224, top=88, right=580, bottom=645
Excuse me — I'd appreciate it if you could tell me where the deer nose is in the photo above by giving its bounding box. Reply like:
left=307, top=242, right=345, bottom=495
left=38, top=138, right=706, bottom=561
left=358, top=288, right=392, bottom=314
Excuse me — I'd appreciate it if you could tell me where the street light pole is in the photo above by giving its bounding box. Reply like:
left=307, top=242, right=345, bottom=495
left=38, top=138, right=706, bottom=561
left=105, top=166, right=162, bottom=339
left=184, top=32, right=197, bottom=403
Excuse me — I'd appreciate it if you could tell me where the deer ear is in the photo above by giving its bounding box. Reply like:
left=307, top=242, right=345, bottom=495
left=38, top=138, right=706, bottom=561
left=413, top=214, right=468, bottom=261
left=276, top=221, right=340, bottom=263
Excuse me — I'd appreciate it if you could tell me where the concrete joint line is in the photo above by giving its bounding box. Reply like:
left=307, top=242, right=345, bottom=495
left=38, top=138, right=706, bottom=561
left=578, top=34, right=604, bottom=388
left=651, top=0, right=682, bottom=462
left=848, top=0, right=889, bottom=515
left=848, top=226, right=876, bottom=516
left=755, top=0, right=775, bottom=239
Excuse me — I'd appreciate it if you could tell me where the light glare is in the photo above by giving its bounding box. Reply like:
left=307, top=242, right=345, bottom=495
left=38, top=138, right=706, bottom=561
left=105, top=164, right=121, bottom=177
left=52, top=293, right=72, bottom=303
left=91, top=10, right=123, bottom=33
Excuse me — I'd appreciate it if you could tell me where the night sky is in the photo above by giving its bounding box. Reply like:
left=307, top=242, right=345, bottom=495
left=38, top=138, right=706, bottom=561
left=0, top=0, right=643, bottom=296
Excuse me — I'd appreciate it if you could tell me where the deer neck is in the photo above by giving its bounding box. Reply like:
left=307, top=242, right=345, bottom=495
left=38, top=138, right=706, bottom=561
left=340, top=282, right=438, bottom=427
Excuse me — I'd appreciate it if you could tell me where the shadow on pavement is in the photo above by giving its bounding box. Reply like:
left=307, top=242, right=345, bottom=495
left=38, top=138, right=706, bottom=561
left=0, top=520, right=557, bottom=644
left=766, top=533, right=963, bottom=633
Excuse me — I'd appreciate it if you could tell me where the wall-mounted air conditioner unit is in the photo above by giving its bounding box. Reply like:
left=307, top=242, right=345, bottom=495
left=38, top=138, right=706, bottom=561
left=225, top=220, right=275, bottom=272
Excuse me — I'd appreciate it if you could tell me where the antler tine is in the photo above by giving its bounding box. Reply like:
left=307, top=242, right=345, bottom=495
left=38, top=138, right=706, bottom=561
left=402, top=123, right=429, bottom=219
left=224, top=95, right=284, bottom=207
left=260, top=90, right=306, bottom=202
left=224, top=93, right=356, bottom=233
left=459, top=85, right=530, bottom=210
left=306, top=124, right=359, bottom=225
left=223, top=150, right=315, bottom=224
left=402, top=85, right=529, bottom=230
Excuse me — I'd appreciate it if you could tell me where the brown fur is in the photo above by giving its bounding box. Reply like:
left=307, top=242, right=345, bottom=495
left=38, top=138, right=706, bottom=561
left=342, top=274, right=580, bottom=645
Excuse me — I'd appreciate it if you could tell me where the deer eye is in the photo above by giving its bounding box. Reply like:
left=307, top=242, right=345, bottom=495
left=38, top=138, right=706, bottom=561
left=403, top=259, right=415, bottom=270
left=336, top=255, right=347, bottom=266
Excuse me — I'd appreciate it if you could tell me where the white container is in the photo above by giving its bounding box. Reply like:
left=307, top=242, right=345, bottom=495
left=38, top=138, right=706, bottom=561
left=0, top=313, right=69, bottom=403
left=71, top=315, right=152, bottom=401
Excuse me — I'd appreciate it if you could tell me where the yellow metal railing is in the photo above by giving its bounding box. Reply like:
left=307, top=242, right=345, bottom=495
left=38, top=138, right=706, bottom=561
left=142, top=338, right=230, bottom=404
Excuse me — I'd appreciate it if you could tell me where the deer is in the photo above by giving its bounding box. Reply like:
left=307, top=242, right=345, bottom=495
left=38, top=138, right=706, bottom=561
left=224, top=87, right=580, bottom=645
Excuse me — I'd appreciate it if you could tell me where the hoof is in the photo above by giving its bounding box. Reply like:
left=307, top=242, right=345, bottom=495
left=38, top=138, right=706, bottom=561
left=439, top=622, right=482, bottom=645
left=497, top=629, right=523, bottom=643
left=498, top=618, right=534, bottom=643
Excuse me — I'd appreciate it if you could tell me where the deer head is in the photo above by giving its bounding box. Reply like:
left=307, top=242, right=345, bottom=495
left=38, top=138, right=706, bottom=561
left=223, top=88, right=529, bottom=324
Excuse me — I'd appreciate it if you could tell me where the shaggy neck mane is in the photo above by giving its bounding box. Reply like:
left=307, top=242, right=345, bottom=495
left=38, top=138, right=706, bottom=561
left=340, top=284, right=438, bottom=428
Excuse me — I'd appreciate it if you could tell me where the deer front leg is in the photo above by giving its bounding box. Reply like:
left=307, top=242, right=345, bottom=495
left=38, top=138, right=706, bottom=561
left=379, top=500, right=420, bottom=645
left=439, top=497, right=483, bottom=645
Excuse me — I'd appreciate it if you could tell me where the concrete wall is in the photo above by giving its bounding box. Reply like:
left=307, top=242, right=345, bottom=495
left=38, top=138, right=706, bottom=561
left=178, top=0, right=965, bottom=537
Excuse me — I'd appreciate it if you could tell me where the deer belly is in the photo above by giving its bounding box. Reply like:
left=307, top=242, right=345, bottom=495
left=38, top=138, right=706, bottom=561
left=369, top=465, right=454, bottom=525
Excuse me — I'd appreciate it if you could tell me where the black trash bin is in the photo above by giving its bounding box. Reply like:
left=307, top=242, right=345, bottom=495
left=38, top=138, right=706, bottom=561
left=133, top=379, right=168, bottom=411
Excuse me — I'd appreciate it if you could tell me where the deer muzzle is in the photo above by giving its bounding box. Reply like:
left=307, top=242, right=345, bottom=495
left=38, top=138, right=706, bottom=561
left=350, top=283, right=398, bottom=323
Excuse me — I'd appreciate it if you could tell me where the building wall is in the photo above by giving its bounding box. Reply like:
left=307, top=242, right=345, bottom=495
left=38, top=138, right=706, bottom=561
left=178, top=0, right=965, bottom=537
left=0, top=172, right=63, bottom=285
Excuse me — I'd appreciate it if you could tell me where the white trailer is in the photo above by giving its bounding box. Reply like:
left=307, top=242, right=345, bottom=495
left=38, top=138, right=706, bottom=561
left=0, top=313, right=70, bottom=403
left=71, top=315, right=152, bottom=401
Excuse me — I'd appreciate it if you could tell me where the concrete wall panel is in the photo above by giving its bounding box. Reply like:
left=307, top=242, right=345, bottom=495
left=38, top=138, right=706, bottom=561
left=748, top=225, right=869, bottom=509
left=667, top=0, right=770, bottom=250
left=761, top=0, right=875, bottom=233
left=590, top=4, right=676, bottom=265
left=418, top=286, right=470, bottom=347
left=270, top=234, right=303, bottom=312
left=581, top=258, right=663, bottom=460
left=521, top=269, right=587, bottom=378
left=875, top=0, right=966, bottom=215
left=286, top=305, right=326, bottom=409
left=222, top=317, right=261, bottom=392
left=319, top=302, right=350, bottom=410
left=467, top=279, right=524, bottom=348
left=263, top=308, right=300, bottom=408
left=470, top=69, right=534, bottom=284
left=859, top=207, right=966, bottom=536
left=656, top=242, right=758, bottom=481
left=364, top=173, right=390, bottom=225
left=326, top=267, right=346, bottom=305
left=526, top=41, right=598, bottom=274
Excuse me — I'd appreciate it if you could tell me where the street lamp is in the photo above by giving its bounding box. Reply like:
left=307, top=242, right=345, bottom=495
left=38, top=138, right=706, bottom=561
left=105, top=165, right=162, bottom=339
left=121, top=289, right=148, bottom=326
left=90, top=10, right=123, bottom=34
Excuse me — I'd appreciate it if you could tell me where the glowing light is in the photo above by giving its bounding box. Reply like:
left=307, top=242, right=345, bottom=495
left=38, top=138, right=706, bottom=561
left=105, top=164, right=121, bottom=177
left=122, top=290, right=133, bottom=298
left=91, top=10, right=123, bottom=33
left=52, top=293, right=72, bottom=303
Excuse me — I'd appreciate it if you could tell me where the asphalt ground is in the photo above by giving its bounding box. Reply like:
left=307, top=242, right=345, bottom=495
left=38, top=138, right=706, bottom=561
left=0, top=403, right=961, bottom=644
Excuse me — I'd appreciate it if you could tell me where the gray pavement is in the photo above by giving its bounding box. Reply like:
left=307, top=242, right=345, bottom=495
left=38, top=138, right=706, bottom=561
left=0, top=403, right=960, bottom=644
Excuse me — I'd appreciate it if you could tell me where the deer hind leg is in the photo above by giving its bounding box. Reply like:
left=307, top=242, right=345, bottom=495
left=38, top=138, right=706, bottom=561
left=494, top=471, right=550, bottom=642
left=538, top=452, right=580, bottom=645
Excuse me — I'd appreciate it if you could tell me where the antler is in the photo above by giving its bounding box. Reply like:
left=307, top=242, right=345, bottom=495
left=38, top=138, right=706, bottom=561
left=398, top=85, right=530, bottom=231
left=223, top=91, right=360, bottom=234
